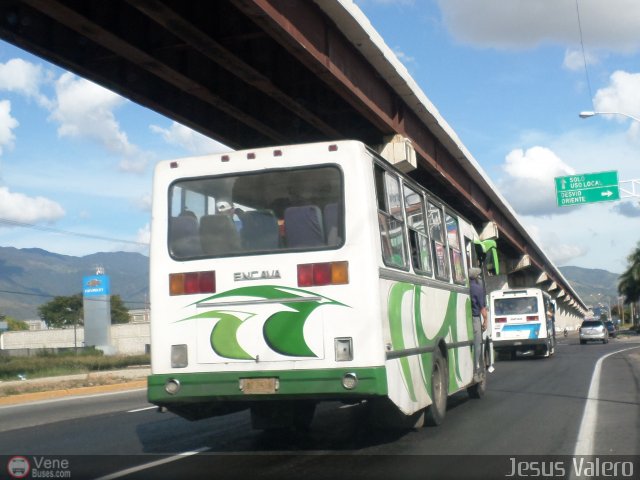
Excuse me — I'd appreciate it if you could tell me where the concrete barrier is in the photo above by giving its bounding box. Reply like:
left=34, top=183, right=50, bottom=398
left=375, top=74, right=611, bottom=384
left=0, top=322, right=150, bottom=355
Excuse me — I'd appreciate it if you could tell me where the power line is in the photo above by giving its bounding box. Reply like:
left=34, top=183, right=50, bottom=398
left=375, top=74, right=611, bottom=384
left=0, top=217, right=148, bottom=246
left=0, top=288, right=148, bottom=307
left=575, top=0, right=594, bottom=109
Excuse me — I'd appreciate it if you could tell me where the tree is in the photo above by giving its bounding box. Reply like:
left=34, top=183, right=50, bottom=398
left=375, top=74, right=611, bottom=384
left=0, top=314, right=29, bottom=331
left=619, top=241, right=640, bottom=304
left=38, top=294, right=83, bottom=328
left=8, top=316, right=29, bottom=331
left=38, top=294, right=131, bottom=327
left=110, top=295, right=131, bottom=324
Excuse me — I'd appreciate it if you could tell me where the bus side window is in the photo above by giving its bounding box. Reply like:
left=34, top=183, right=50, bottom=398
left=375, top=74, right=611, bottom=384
left=428, top=201, right=450, bottom=281
left=464, top=237, right=475, bottom=272
left=403, top=185, right=432, bottom=275
left=445, top=212, right=465, bottom=284
left=375, top=165, right=408, bottom=269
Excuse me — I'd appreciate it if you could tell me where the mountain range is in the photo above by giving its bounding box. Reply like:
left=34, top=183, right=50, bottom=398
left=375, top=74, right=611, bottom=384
left=0, top=246, right=620, bottom=320
left=557, top=265, right=621, bottom=307
left=0, top=247, right=149, bottom=320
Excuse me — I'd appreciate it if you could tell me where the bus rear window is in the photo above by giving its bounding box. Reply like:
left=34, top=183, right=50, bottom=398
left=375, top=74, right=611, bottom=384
left=494, top=297, right=539, bottom=315
left=168, top=166, right=343, bottom=259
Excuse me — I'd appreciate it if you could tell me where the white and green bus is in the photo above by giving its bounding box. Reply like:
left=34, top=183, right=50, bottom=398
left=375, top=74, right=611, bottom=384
left=148, top=140, right=497, bottom=430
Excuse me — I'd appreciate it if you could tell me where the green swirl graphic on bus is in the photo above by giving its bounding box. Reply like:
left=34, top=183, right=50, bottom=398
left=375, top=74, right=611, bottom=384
left=180, top=285, right=348, bottom=359
left=387, top=283, right=470, bottom=401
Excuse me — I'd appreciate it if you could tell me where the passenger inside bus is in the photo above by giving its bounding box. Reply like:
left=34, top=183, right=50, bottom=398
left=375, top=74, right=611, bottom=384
left=169, top=210, right=201, bottom=257
left=200, top=214, right=240, bottom=254
left=284, top=205, right=325, bottom=247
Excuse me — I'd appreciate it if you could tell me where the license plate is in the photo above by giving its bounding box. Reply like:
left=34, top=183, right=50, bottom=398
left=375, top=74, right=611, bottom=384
left=240, top=377, right=278, bottom=394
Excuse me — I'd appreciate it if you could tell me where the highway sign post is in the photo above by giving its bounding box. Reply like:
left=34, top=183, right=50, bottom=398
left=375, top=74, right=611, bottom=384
left=555, top=171, right=620, bottom=207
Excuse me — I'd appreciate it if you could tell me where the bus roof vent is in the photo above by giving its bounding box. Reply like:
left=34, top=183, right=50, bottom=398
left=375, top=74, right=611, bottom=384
left=376, top=134, right=416, bottom=173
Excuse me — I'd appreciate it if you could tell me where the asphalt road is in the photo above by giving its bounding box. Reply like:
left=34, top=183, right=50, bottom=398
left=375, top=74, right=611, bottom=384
left=1, top=335, right=638, bottom=479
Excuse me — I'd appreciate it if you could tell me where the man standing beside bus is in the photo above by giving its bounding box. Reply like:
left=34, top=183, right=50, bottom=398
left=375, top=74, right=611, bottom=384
left=469, top=267, right=488, bottom=381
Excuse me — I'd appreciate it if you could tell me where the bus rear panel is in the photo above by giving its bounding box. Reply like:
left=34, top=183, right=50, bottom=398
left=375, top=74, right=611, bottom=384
left=149, top=142, right=387, bottom=426
left=489, top=288, right=556, bottom=359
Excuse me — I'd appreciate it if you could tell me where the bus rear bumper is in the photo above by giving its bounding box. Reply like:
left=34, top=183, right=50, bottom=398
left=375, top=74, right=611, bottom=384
left=493, top=338, right=549, bottom=349
left=148, top=367, right=387, bottom=419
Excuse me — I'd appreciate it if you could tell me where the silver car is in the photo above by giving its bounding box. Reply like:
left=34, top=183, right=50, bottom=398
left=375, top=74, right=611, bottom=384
left=579, top=319, right=609, bottom=344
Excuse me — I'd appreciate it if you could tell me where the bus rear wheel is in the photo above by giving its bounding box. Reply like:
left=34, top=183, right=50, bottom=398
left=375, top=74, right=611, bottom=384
left=425, top=348, right=448, bottom=426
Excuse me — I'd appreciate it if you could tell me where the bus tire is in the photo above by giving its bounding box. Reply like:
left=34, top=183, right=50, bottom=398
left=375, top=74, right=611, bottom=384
left=425, top=348, right=448, bottom=426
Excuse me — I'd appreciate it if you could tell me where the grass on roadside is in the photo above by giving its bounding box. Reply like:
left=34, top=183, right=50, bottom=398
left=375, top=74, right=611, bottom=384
left=0, top=349, right=150, bottom=381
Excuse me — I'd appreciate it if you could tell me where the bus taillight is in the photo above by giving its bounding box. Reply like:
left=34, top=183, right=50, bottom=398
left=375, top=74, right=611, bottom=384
left=169, top=271, right=216, bottom=296
left=297, top=261, right=349, bottom=287
left=526, top=315, right=539, bottom=322
left=494, top=317, right=507, bottom=323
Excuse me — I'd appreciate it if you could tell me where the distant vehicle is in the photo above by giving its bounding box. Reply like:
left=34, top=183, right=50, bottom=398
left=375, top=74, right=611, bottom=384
left=604, top=320, right=617, bottom=338
left=579, top=319, right=609, bottom=344
left=489, top=288, right=557, bottom=359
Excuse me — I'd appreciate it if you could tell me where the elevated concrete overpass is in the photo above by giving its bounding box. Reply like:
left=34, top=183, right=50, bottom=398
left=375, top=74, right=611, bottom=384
left=0, top=0, right=586, bottom=325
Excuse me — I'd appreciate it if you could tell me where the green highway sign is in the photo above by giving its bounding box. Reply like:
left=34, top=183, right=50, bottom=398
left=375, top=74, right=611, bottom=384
left=555, top=170, right=620, bottom=207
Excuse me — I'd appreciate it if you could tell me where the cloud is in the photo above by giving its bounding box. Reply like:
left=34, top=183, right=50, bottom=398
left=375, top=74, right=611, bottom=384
left=392, top=47, right=416, bottom=65
left=49, top=73, right=148, bottom=172
left=0, top=100, right=19, bottom=155
left=592, top=70, right=640, bottom=122
left=613, top=201, right=640, bottom=217
left=546, top=242, right=589, bottom=266
left=0, top=61, right=149, bottom=172
left=132, top=193, right=152, bottom=212
left=0, top=186, right=65, bottom=223
left=135, top=223, right=150, bottom=245
left=498, top=146, right=575, bottom=216
left=525, top=224, right=588, bottom=266
left=563, top=48, right=598, bottom=71
left=0, top=58, right=52, bottom=108
left=511, top=126, right=640, bottom=272
left=436, top=0, right=640, bottom=52
left=150, top=121, right=230, bottom=155
left=110, top=222, right=150, bottom=255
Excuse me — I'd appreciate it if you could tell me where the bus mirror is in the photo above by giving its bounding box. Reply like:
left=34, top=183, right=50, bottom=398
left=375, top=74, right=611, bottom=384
left=474, top=239, right=500, bottom=276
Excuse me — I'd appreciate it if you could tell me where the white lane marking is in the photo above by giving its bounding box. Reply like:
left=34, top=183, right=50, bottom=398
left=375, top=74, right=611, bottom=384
left=94, top=447, right=209, bottom=480
left=127, top=406, right=157, bottom=413
left=573, top=346, right=640, bottom=456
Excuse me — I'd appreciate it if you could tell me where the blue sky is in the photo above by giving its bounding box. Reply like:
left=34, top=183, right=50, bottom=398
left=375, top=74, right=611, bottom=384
left=0, top=0, right=639, bottom=274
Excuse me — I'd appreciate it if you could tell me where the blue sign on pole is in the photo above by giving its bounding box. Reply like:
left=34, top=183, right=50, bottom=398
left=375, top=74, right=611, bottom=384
left=83, top=275, right=111, bottom=297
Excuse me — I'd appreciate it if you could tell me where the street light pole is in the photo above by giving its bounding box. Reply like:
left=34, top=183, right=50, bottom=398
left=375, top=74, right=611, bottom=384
left=579, top=110, right=640, bottom=123
left=66, top=307, right=76, bottom=353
